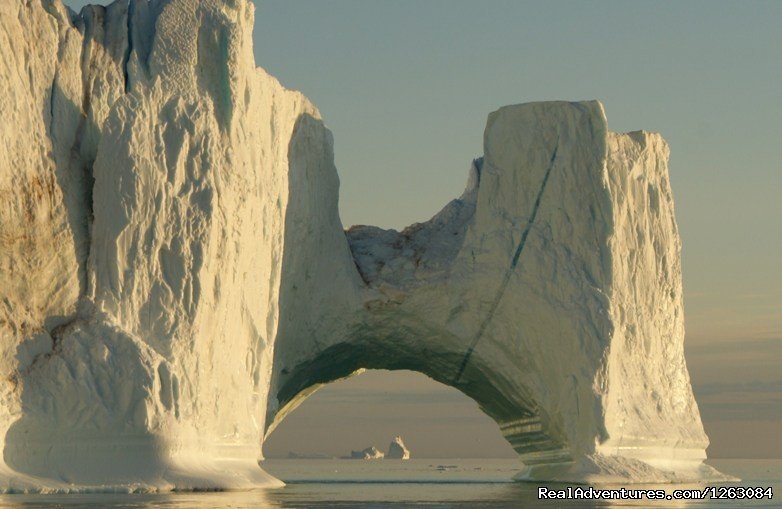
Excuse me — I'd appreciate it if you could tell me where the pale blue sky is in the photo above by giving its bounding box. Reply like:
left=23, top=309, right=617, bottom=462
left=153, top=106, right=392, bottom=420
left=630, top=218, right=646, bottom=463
left=63, top=0, right=781, bottom=458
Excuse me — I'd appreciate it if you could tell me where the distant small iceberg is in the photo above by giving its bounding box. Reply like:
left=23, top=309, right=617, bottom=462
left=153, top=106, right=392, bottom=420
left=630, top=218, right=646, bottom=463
left=346, top=446, right=384, bottom=460
left=343, top=436, right=411, bottom=460
left=385, top=436, right=411, bottom=459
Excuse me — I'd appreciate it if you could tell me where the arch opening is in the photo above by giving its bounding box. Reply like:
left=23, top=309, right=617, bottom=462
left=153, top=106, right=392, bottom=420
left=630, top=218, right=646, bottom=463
left=263, top=369, right=518, bottom=461
left=266, top=334, right=569, bottom=470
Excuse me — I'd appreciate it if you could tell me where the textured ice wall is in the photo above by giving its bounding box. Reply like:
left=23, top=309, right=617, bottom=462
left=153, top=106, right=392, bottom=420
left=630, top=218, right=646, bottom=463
left=0, top=0, right=722, bottom=491
left=0, top=0, right=318, bottom=491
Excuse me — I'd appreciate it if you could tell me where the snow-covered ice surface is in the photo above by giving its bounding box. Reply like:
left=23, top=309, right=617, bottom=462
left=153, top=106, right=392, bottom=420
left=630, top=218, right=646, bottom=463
left=0, top=0, right=728, bottom=492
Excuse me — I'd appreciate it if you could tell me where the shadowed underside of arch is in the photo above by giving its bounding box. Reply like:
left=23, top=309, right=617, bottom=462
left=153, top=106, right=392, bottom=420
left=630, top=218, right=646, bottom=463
left=267, top=333, right=565, bottom=467
left=268, top=101, right=724, bottom=483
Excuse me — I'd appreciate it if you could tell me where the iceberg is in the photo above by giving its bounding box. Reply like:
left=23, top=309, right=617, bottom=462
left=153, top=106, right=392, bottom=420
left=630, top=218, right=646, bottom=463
left=349, top=447, right=385, bottom=460
left=386, top=437, right=411, bottom=460
left=0, top=0, right=728, bottom=491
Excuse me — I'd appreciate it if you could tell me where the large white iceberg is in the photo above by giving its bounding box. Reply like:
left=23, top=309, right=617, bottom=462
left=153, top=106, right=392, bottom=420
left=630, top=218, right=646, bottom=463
left=0, top=0, right=726, bottom=492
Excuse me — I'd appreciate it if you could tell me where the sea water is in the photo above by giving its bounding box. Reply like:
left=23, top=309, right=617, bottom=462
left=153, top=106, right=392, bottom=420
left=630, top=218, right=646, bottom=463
left=0, top=459, right=778, bottom=508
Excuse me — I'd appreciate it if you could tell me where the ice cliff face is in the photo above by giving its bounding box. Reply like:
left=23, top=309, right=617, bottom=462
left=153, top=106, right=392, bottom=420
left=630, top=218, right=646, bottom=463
left=0, top=0, right=319, bottom=490
left=0, top=0, right=723, bottom=492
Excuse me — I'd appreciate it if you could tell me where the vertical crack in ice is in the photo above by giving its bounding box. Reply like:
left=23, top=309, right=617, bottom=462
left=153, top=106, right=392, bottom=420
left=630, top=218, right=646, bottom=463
left=122, top=0, right=134, bottom=92
left=453, top=141, right=559, bottom=384
left=48, top=72, right=57, bottom=130
left=68, top=19, right=98, bottom=296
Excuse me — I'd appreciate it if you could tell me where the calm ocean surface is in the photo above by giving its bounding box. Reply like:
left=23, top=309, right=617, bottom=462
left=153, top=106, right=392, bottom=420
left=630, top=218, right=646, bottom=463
left=0, top=459, right=778, bottom=508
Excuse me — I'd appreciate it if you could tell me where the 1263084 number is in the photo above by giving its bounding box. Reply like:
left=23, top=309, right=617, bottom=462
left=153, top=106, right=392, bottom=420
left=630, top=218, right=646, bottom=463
left=703, top=486, right=773, bottom=499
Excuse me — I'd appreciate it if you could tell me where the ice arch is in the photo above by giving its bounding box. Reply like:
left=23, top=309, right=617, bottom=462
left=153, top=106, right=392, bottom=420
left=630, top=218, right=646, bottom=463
left=269, top=102, right=724, bottom=483
left=0, top=0, right=725, bottom=490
